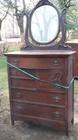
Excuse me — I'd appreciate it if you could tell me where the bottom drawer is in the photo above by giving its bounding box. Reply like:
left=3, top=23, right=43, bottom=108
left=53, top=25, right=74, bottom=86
left=11, top=102, right=65, bottom=121
left=13, top=114, right=66, bottom=130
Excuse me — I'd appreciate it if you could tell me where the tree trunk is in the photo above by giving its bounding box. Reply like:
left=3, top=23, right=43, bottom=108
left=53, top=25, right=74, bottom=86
left=0, top=19, right=2, bottom=41
left=16, top=15, right=25, bottom=48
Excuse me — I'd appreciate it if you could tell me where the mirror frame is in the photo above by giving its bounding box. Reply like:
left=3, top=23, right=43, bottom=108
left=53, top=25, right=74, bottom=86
left=23, top=0, right=69, bottom=50
left=30, top=5, right=60, bottom=45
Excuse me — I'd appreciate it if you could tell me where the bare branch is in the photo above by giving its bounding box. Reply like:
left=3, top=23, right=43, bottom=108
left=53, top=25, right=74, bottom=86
left=23, top=0, right=26, bottom=11
left=0, top=0, right=8, bottom=7
left=2, top=6, right=9, bottom=21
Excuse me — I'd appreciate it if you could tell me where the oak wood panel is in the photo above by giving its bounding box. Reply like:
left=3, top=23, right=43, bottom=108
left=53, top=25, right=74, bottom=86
left=11, top=89, right=66, bottom=106
left=8, top=56, right=65, bottom=69
left=5, top=50, right=75, bottom=56
left=11, top=78, right=66, bottom=92
left=13, top=114, right=66, bottom=130
left=11, top=102, right=65, bottom=121
left=9, top=68, right=65, bottom=83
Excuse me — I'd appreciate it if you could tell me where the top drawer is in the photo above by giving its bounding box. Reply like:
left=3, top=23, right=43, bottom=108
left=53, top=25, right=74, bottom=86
left=8, top=56, right=65, bottom=69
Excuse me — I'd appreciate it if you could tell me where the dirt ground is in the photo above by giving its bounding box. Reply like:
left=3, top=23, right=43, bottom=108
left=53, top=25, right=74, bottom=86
left=0, top=92, right=78, bottom=140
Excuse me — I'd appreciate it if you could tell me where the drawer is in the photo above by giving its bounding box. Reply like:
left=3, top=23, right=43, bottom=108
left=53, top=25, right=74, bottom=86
left=9, top=68, right=51, bottom=80
left=10, top=68, right=37, bottom=79
left=13, top=114, right=66, bottom=130
left=11, top=79, right=65, bottom=92
left=11, top=89, right=65, bottom=106
left=11, top=102, right=65, bottom=121
left=10, top=68, right=65, bottom=83
left=11, top=79, right=37, bottom=89
left=8, top=56, right=65, bottom=69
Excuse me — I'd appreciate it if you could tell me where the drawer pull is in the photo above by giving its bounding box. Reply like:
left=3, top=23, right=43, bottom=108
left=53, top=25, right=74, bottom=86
left=16, top=92, right=21, bottom=97
left=32, top=88, right=37, bottom=92
left=53, top=60, right=58, bottom=64
left=52, top=111, right=60, bottom=117
left=51, top=59, right=60, bottom=65
left=52, top=96, right=61, bottom=102
left=12, top=59, right=18, bottom=65
left=16, top=105, right=23, bottom=110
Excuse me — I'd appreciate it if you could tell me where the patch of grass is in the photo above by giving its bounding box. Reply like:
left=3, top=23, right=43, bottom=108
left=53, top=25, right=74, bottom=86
left=0, top=56, right=8, bottom=94
left=74, top=80, right=78, bottom=94
left=0, top=43, right=20, bottom=95
left=0, top=41, right=20, bottom=55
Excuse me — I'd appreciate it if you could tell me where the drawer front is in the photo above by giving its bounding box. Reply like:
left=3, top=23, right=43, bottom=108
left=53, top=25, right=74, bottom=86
left=13, top=114, right=66, bottom=130
left=11, top=89, right=65, bottom=106
left=10, top=68, right=36, bottom=79
left=10, top=68, right=65, bottom=83
left=11, top=79, right=37, bottom=89
left=11, top=79, right=65, bottom=92
left=8, top=56, right=65, bottom=69
left=9, top=68, right=51, bottom=80
left=11, top=102, right=65, bottom=121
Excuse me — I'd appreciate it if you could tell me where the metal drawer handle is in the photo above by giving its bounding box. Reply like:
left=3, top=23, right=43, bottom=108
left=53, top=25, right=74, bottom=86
left=52, top=111, right=60, bottom=117
left=53, top=59, right=58, bottom=64
left=13, top=59, right=17, bottom=62
left=16, top=92, right=21, bottom=97
left=51, top=59, right=59, bottom=65
left=16, top=105, right=23, bottom=110
left=32, top=88, right=37, bottom=92
left=12, top=59, right=18, bottom=65
left=52, top=96, right=61, bottom=102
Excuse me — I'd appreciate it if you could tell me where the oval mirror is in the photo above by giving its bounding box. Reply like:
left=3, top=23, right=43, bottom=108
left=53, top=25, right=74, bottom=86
left=31, top=5, right=59, bottom=44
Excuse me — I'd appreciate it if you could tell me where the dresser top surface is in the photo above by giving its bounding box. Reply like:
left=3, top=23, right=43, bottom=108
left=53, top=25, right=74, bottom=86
left=5, top=50, right=76, bottom=56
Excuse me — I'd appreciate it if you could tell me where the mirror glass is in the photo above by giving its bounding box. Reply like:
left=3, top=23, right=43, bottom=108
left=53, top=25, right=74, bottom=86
left=31, top=5, right=59, bottom=44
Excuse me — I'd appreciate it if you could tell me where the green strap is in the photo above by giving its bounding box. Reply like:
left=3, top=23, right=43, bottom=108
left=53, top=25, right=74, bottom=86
left=7, top=62, right=39, bottom=80
left=7, top=62, right=78, bottom=89
left=53, top=78, right=74, bottom=89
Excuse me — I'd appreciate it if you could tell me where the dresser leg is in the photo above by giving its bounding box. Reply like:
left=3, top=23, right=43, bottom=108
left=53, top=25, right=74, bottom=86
left=11, top=119, right=14, bottom=125
left=66, top=130, right=69, bottom=137
left=65, top=123, right=69, bottom=137
left=71, top=118, right=74, bottom=125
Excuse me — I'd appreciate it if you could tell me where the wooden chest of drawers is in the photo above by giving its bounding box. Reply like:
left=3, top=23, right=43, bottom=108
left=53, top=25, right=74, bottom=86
left=5, top=50, right=75, bottom=135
